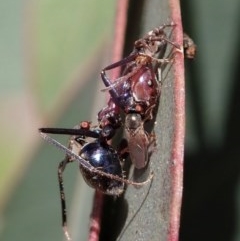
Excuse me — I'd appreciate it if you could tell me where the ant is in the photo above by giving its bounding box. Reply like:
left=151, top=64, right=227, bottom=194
left=39, top=121, right=152, bottom=240
left=98, top=23, right=180, bottom=169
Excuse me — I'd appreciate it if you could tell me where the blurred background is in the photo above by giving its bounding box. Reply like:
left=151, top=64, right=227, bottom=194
left=0, top=0, right=115, bottom=240
left=0, top=0, right=240, bottom=241
left=181, top=0, right=240, bottom=241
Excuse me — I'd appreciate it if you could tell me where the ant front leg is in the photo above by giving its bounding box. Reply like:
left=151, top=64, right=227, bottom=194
left=58, top=136, right=80, bottom=241
left=148, top=36, right=181, bottom=50
left=101, top=53, right=138, bottom=89
left=102, top=53, right=137, bottom=73
left=58, top=156, right=72, bottom=241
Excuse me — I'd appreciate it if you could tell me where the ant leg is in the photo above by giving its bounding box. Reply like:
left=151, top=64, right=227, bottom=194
left=147, top=132, right=157, bottom=156
left=39, top=127, right=99, bottom=139
left=100, top=55, right=137, bottom=107
left=149, top=36, right=181, bottom=50
left=155, top=64, right=162, bottom=85
left=100, top=65, right=140, bottom=93
left=103, top=53, right=137, bottom=72
left=58, top=157, right=72, bottom=241
left=153, top=22, right=176, bottom=35
left=100, top=53, right=138, bottom=88
left=100, top=71, right=128, bottom=96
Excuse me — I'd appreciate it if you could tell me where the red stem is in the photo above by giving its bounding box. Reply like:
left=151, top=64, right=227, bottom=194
left=168, top=0, right=185, bottom=241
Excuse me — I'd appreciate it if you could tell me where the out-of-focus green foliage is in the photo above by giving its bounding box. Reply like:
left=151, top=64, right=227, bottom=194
left=0, top=0, right=115, bottom=240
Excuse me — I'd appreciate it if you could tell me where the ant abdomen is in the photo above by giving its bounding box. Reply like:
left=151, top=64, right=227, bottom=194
left=79, top=141, right=124, bottom=195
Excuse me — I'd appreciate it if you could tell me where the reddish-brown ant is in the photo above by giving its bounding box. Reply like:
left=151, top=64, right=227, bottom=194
left=98, top=23, right=180, bottom=169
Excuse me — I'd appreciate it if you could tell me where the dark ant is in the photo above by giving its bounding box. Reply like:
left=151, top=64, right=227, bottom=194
left=39, top=121, right=152, bottom=240
left=98, top=23, right=180, bottom=169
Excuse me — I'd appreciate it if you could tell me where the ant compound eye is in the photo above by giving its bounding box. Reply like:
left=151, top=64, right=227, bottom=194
left=125, top=113, right=142, bottom=130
